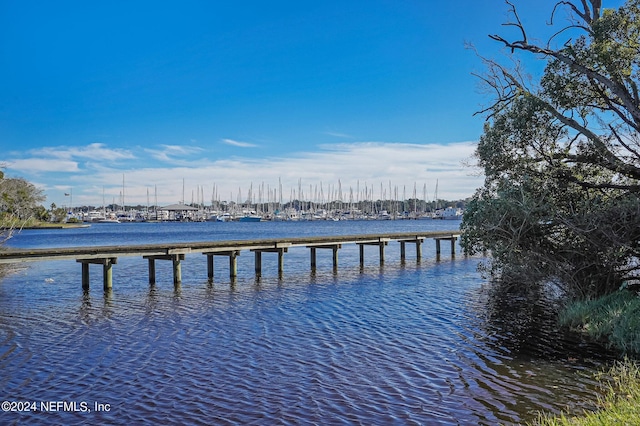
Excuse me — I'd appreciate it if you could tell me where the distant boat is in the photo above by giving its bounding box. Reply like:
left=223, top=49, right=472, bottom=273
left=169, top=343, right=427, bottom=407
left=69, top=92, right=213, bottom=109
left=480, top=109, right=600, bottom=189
left=97, top=218, right=120, bottom=223
left=216, top=212, right=233, bottom=222
left=437, top=207, right=463, bottom=220
left=377, top=210, right=392, bottom=220
left=97, top=187, right=119, bottom=223
left=239, top=211, right=262, bottom=222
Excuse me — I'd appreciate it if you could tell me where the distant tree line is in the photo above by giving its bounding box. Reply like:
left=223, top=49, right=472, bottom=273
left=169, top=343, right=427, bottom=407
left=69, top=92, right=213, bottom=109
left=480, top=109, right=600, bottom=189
left=0, top=170, right=47, bottom=243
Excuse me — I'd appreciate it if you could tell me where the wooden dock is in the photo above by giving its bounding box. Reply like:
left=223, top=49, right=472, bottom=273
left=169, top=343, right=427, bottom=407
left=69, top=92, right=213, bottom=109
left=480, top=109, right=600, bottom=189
left=0, top=231, right=460, bottom=290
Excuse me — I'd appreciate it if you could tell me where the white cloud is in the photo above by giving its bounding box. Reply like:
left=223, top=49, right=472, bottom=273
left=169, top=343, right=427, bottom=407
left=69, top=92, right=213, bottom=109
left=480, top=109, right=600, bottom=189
left=323, top=131, right=355, bottom=139
left=6, top=158, right=79, bottom=173
left=221, top=138, right=258, bottom=148
left=144, top=144, right=204, bottom=162
left=31, top=143, right=135, bottom=161
left=8, top=141, right=483, bottom=207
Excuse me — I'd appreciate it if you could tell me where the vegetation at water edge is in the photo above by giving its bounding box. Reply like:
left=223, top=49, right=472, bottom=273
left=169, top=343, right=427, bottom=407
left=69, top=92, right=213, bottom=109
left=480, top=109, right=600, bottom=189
left=462, top=0, right=640, bottom=423
left=559, top=290, right=640, bottom=355
left=530, top=360, right=640, bottom=426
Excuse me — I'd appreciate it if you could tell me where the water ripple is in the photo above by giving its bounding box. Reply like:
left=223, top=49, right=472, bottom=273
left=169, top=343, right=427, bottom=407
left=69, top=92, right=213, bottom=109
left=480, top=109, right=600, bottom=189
left=0, top=222, right=621, bottom=425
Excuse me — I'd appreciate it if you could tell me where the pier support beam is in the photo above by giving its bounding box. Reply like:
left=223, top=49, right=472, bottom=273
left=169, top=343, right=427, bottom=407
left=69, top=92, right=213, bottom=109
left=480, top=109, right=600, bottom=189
left=307, top=244, right=341, bottom=271
left=173, top=256, right=182, bottom=284
left=434, top=237, right=457, bottom=260
left=207, top=254, right=214, bottom=280
left=81, top=262, right=89, bottom=290
left=251, top=246, right=289, bottom=276
left=202, top=250, right=241, bottom=280
left=398, top=238, right=424, bottom=263
left=143, top=253, right=187, bottom=285
left=148, top=258, right=156, bottom=285
left=357, top=239, right=389, bottom=267
left=77, top=257, right=118, bottom=291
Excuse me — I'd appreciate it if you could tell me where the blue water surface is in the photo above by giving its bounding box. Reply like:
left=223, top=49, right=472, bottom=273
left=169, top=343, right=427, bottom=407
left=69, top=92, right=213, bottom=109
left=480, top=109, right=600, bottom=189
left=0, top=221, right=611, bottom=425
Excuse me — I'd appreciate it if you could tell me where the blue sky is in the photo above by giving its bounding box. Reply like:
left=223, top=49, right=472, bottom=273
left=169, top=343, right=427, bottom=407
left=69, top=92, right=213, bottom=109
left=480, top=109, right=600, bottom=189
left=1, top=1, right=623, bottom=208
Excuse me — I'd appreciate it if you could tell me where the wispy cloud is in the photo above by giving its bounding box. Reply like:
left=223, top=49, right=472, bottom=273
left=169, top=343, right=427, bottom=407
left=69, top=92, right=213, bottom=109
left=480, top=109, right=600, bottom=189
left=221, top=138, right=258, bottom=148
left=6, top=158, right=79, bottom=173
left=5, top=140, right=482, bottom=206
left=323, top=131, right=355, bottom=139
left=31, top=143, right=135, bottom=161
left=144, top=145, right=204, bottom=162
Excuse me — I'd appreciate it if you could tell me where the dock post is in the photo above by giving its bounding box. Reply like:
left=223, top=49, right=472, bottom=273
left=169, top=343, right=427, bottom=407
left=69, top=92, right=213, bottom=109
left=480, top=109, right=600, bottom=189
left=207, top=254, right=214, bottom=281
left=172, top=255, right=182, bottom=285
left=278, top=249, right=285, bottom=275
left=203, top=250, right=239, bottom=281
left=229, top=251, right=238, bottom=279
left=435, top=239, right=441, bottom=260
left=379, top=242, right=385, bottom=265
left=450, top=237, right=457, bottom=258
left=359, top=244, right=365, bottom=267
left=416, top=239, right=422, bottom=262
left=400, top=241, right=406, bottom=262
left=310, top=247, right=317, bottom=271
left=81, top=263, right=90, bottom=290
left=103, top=258, right=116, bottom=291
left=255, top=251, right=262, bottom=276
left=77, top=258, right=117, bottom=291
left=306, top=244, right=339, bottom=272
left=148, top=258, right=156, bottom=285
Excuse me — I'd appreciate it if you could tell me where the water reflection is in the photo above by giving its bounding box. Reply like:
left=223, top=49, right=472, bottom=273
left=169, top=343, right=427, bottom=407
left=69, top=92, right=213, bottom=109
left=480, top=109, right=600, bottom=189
left=462, top=279, right=618, bottom=422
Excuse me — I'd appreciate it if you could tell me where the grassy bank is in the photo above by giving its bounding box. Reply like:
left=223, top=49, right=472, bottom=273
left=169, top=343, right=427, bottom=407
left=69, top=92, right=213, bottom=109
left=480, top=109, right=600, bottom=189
left=531, top=360, right=640, bottom=425
left=559, top=290, right=640, bottom=355
left=531, top=291, right=640, bottom=425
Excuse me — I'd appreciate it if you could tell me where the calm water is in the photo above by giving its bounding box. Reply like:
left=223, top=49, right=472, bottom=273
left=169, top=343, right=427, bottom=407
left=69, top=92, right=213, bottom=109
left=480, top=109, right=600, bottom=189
left=0, top=220, right=617, bottom=425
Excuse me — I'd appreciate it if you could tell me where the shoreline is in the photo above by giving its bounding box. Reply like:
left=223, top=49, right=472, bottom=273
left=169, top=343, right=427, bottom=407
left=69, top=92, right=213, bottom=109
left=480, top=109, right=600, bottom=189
left=1, top=223, right=91, bottom=230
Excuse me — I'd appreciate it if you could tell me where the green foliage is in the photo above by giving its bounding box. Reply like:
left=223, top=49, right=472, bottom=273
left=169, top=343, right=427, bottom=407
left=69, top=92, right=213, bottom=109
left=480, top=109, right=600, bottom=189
left=0, top=174, right=47, bottom=243
left=559, top=291, right=640, bottom=354
left=530, top=359, right=640, bottom=425
left=0, top=177, right=45, bottom=221
left=463, top=0, right=640, bottom=300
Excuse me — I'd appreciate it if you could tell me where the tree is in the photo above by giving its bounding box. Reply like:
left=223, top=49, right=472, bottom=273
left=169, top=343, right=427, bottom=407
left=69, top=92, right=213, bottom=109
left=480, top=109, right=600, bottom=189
left=461, top=0, right=640, bottom=300
left=0, top=174, right=46, bottom=243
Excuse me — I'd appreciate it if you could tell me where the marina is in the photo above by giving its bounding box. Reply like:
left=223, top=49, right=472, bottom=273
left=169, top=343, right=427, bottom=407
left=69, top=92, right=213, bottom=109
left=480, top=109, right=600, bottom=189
left=64, top=178, right=465, bottom=223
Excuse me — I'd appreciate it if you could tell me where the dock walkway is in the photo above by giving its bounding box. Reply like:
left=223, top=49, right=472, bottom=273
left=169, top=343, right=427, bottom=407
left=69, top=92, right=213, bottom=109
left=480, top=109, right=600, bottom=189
left=0, top=231, right=461, bottom=290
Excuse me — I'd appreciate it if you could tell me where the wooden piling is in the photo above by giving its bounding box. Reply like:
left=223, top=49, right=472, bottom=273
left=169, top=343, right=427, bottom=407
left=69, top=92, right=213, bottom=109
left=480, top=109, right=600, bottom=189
left=202, top=250, right=241, bottom=280
left=77, top=257, right=117, bottom=291
left=207, top=254, right=214, bottom=280
left=357, top=239, right=389, bottom=266
left=148, top=258, right=156, bottom=284
left=81, top=262, right=90, bottom=290
left=172, top=254, right=182, bottom=285
left=398, top=238, right=424, bottom=263
left=143, top=252, right=186, bottom=285
left=254, top=251, right=262, bottom=275
left=310, top=247, right=317, bottom=270
left=229, top=251, right=238, bottom=278
left=103, top=259, right=115, bottom=290
left=251, top=247, right=288, bottom=276
left=434, top=236, right=457, bottom=260
left=306, top=244, right=341, bottom=271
